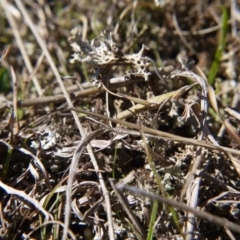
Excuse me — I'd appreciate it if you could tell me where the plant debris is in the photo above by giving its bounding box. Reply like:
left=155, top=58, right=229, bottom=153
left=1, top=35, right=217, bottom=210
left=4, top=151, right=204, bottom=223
left=1, top=1, right=240, bottom=240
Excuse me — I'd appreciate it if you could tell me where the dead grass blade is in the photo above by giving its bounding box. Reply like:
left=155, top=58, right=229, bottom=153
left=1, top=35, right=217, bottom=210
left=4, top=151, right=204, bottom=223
left=13, top=0, right=78, bottom=119
left=170, top=70, right=208, bottom=134
left=63, top=129, right=106, bottom=240
left=0, top=203, right=7, bottom=237
left=10, top=66, right=19, bottom=134
left=13, top=2, right=115, bottom=239
left=70, top=107, right=240, bottom=156
left=118, top=184, right=240, bottom=235
left=0, top=181, right=53, bottom=221
left=224, top=120, right=240, bottom=146
left=112, top=83, right=197, bottom=119
left=28, top=163, right=39, bottom=195
left=225, top=107, right=240, bottom=121
left=0, top=76, right=146, bottom=111
left=207, top=85, right=240, bottom=176
left=208, top=84, right=220, bottom=114
left=172, top=13, right=196, bottom=54
left=18, top=147, right=50, bottom=188
left=170, top=69, right=217, bottom=238
left=0, top=45, right=10, bottom=63
left=109, top=179, right=146, bottom=240
left=22, top=220, right=76, bottom=240
left=1, top=0, right=43, bottom=96
left=140, top=131, right=165, bottom=196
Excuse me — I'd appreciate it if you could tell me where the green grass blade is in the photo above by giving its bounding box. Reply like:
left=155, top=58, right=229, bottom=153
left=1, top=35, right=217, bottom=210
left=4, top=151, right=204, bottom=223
left=168, top=205, right=180, bottom=232
left=208, top=6, right=228, bottom=85
left=2, top=146, right=12, bottom=178
left=147, top=200, right=158, bottom=240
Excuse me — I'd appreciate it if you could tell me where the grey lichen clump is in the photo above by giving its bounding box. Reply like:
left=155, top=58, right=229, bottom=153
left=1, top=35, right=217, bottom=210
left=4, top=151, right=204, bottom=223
left=69, top=28, right=152, bottom=86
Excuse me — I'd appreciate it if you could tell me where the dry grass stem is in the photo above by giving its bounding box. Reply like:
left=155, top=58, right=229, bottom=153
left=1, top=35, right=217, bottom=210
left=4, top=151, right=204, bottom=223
left=1, top=1, right=240, bottom=239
